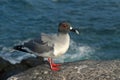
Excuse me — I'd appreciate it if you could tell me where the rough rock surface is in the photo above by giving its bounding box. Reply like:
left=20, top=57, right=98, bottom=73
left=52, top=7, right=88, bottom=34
left=0, top=56, right=44, bottom=80
left=8, top=60, right=120, bottom=80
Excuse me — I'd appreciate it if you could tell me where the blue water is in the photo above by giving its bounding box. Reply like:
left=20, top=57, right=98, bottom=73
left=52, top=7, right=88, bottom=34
left=0, top=0, right=120, bottom=64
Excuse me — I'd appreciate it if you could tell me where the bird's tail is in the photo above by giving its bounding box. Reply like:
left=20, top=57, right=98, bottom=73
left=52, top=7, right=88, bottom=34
left=13, top=45, right=29, bottom=53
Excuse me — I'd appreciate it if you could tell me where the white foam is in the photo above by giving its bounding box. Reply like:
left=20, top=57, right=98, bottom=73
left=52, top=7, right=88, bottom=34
left=0, top=46, right=36, bottom=64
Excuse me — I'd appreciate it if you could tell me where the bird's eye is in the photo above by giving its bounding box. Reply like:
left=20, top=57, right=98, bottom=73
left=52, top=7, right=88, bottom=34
left=63, top=24, right=67, bottom=28
left=63, top=25, right=66, bottom=28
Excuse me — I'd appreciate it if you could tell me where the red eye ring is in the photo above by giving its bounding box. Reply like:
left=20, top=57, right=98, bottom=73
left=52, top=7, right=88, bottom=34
left=63, top=25, right=66, bottom=28
left=63, top=24, right=67, bottom=28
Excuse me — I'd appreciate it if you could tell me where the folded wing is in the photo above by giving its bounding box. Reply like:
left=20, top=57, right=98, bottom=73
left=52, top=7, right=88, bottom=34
left=14, top=33, right=55, bottom=56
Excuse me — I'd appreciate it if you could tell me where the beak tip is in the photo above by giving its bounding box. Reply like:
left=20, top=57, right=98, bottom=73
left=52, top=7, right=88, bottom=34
left=75, top=30, right=80, bottom=34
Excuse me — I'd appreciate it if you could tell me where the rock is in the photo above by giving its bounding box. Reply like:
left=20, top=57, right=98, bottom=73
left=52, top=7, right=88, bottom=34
left=0, top=57, right=13, bottom=80
left=7, top=60, right=120, bottom=80
left=0, top=56, right=44, bottom=80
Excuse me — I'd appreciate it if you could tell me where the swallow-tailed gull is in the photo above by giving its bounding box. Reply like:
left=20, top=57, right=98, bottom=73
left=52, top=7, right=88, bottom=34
left=13, top=21, right=79, bottom=71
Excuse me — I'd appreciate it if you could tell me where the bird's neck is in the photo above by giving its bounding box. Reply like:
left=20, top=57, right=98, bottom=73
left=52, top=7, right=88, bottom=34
left=57, top=32, right=70, bottom=42
left=58, top=32, right=69, bottom=37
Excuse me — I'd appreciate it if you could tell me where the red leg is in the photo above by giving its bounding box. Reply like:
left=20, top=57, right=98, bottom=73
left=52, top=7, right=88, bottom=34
left=48, top=58, right=61, bottom=71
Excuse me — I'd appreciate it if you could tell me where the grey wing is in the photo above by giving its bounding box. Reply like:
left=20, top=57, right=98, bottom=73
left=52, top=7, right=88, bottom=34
left=41, top=33, right=56, bottom=44
left=13, top=33, right=56, bottom=57
left=23, top=37, right=54, bottom=54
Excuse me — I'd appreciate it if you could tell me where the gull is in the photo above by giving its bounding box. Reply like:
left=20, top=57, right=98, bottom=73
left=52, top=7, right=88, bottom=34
left=13, top=21, right=79, bottom=71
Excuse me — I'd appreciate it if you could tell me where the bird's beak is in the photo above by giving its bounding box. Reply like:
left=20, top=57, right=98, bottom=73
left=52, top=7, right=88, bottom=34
left=70, top=27, right=79, bottom=34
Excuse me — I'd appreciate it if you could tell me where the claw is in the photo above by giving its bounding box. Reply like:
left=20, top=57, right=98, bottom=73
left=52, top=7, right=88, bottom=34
left=48, top=58, right=61, bottom=71
left=51, top=66, right=60, bottom=71
left=51, top=63, right=61, bottom=67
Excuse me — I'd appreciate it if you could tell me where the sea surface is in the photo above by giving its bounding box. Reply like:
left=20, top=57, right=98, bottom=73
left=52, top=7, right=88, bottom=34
left=0, top=0, right=120, bottom=64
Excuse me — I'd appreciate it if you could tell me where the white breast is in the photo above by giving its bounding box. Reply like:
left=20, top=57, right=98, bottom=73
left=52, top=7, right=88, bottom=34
left=53, top=34, right=70, bottom=57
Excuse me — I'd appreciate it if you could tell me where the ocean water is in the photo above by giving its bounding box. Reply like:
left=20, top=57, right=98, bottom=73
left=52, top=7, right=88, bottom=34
left=0, top=0, right=120, bottom=64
